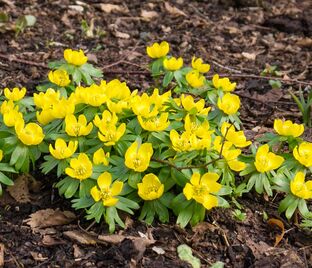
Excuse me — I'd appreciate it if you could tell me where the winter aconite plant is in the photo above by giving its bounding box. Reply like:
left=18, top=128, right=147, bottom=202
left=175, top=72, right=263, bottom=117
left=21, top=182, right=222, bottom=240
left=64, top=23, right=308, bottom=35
left=0, top=42, right=311, bottom=232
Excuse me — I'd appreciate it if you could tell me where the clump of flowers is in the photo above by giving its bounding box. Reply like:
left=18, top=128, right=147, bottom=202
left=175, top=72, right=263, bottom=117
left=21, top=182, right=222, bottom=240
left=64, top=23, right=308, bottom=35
left=0, top=42, right=311, bottom=233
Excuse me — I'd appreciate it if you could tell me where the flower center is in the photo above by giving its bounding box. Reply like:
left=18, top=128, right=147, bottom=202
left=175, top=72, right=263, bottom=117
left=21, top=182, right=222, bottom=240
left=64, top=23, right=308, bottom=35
left=75, top=165, right=87, bottom=176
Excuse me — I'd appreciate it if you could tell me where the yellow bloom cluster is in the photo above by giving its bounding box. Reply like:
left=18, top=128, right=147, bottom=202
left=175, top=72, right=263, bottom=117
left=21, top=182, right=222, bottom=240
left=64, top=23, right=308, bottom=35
left=293, top=142, right=312, bottom=167
left=274, top=119, right=304, bottom=138
left=213, top=74, right=236, bottom=92
left=0, top=149, right=3, bottom=161
left=146, top=41, right=169, bottom=59
left=290, top=172, right=312, bottom=199
left=4, top=87, right=26, bottom=101
left=35, top=89, right=75, bottom=125
left=254, top=144, right=284, bottom=173
left=163, top=57, right=183, bottom=71
left=65, top=153, right=93, bottom=180
left=49, top=138, right=78, bottom=159
left=15, top=120, right=45, bottom=146
left=125, top=141, right=153, bottom=172
left=64, top=49, right=88, bottom=66
left=138, top=174, right=164, bottom=200
left=217, top=93, right=240, bottom=115
left=91, top=172, right=123, bottom=207
left=48, top=69, right=71, bottom=87
left=183, top=172, right=221, bottom=210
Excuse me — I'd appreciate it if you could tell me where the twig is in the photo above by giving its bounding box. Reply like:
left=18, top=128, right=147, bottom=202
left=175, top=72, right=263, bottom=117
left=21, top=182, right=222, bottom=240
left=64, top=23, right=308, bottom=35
left=0, top=53, right=48, bottom=69
left=211, top=59, right=242, bottom=74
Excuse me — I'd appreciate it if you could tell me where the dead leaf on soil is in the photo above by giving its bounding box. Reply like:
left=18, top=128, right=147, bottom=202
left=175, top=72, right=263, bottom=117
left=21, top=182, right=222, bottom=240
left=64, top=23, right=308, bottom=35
left=251, top=88, right=283, bottom=103
left=99, top=4, right=124, bottom=14
left=41, top=234, right=66, bottom=246
left=152, top=246, right=165, bottom=255
left=114, top=31, right=130, bottom=39
left=268, top=218, right=285, bottom=247
left=73, top=244, right=85, bottom=259
left=0, top=243, right=4, bottom=267
left=24, top=208, right=76, bottom=229
left=30, top=251, right=48, bottom=261
left=164, top=2, right=187, bottom=17
left=63, top=230, right=97, bottom=245
left=296, top=38, right=312, bottom=48
left=141, top=10, right=158, bottom=21
left=242, top=52, right=257, bottom=61
left=7, top=174, right=30, bottom=203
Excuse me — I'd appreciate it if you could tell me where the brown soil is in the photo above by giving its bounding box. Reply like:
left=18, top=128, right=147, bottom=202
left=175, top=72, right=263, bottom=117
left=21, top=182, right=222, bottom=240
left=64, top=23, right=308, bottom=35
left=0, top=0, right=312, bottom=267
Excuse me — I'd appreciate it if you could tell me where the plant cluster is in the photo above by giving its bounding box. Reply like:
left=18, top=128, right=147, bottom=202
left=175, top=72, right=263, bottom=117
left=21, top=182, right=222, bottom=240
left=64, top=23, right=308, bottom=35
left=0, top=42, right=311, bottom=232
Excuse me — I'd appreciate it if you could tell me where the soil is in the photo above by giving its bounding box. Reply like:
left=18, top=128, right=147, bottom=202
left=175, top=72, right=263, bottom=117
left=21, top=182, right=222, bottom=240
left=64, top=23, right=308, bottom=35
left=0, top=0, right=312, bottom=267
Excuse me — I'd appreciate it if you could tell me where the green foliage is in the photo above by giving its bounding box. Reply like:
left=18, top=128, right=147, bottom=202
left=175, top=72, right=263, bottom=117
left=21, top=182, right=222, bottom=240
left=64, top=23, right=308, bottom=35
left=0, top=42, right=311, bottom=233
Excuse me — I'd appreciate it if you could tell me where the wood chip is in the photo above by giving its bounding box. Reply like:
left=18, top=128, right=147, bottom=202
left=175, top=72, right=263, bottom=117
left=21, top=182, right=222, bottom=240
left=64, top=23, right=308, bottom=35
left=99, top=4, right=123, bottom=13
left=141, top=10, right=158, bottom=20
left=164, top=2, right=187, bottom=17
left=0, top=243, right=4, bottom=267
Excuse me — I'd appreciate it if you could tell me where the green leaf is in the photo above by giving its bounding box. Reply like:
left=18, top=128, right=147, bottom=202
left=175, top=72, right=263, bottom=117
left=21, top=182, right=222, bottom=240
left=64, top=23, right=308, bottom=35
left=177, top=244, right=201, bottom=268
left=278, top=195, right=295, bottom=213
left=298, top=199, right=311, bottom=217
left=0, top=163, right=17, bottom=173
left=285, top=199, right=299, bottom=220
left=25, top=15, right=36, bottom=26
left=128, top=172, right=142, bottom=189
left=154, top=200, right=169, bottom=223
left=210, top=261, right=225, bottom=268
left=163, top=71, right=174, bottom=87
left=263, top=176, right=273, bottom=196
left=80, top=63, right=103, bottom=78
left=72, top=197, right=94, bottom=209
left=0, top=172, right=14, bottom=186
left=171, top=168, right=189, bottom=187
left=73, top=69, right=82, bottom=84
left=176, top=202, right=194, bottom=228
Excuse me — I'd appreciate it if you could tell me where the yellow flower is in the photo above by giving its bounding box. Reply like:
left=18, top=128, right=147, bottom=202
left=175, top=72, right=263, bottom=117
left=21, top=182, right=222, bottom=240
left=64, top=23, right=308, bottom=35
left=102, top=79, right=131, bottom=101
left=51, top=98, right=75, bottom=119
left=97, top=123, right=126, bottom=146
left=222, top=147, right=246, bottom=172
left=64, top=48, right=88, bottom=66
left=94, top=110, right=119, bottom=129
left=93, top=148, right=110, bottom=166
left=183, top=172, right=221, bottom=210
left=138, top=173, right=164, bottom=200
left=0, top=149, right=3, bottom=161
left=191, top=57, right=210, bottom=73
left=65, top=114, right=93, bottom=137
left=15, top=121, right=44, bottom=146
left=186, top=70, right=205, bottom=88
left=49, top=138, right=78, bottom=159
left=33, top=88, right=60, bottom=109
left=221, top=122, right=251, bottom=148
left=48, top=69, right=71, bottom=87
left=4, top=87, right=26, bottom=101
left=138, top=113, right=170, bottom=132
left=131, top=94, right=159, bottom=118
left=170, top=130, right=191, bottom=152
left=84, top=84, right=107, bottom=107
left=217, top=93, right=240, bottom=115
left=3, top=109, right=23, bottom=127
left=90, top=172, right=123, bottom=206
left=254, top=144, right=284, bottom=173
left=212, top=74, right=236, bottom=92
left=36, top=109, right=55, bottom=125
left=290, top=172, right=312, bottom=199
left=107, top=100, right=129, bottom=114
left=125, top=141, right=153, bottom=172
left=274, top=119, right=304, bottom=138
left=293, top=142, right=312, bottom=167
left=65, top=153, right=93, bottom=180
left=0, top=100, right=18, bottom=114
left=181, top=94, right=211, bottom=115
left=146, top=41, right=169, bottom=58
left=184, top=114, right=212, bottom=138
left=163, top=57, right=183, bottom=71
left=190, top=134, right=211, bottom=151
left=213, top=136, right=246, bottom=171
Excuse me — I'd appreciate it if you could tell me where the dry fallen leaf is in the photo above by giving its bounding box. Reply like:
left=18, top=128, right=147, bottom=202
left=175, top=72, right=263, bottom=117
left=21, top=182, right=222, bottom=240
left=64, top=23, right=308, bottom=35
left=114, top=31, right=130, bottom=39
left=268, top=218, right=285, bottom=247
left=99, top=4, right=123, bottom=13
left=242, top=52, right=257, bottom=61
left=141, top=10, right=158, bottom=20
left=164, top=2, right=187, bottom=17
left=24, top=209, right=76, bottom=229
left=0, top=243, right=4, bottom=267
left=63, top=230, right=97, bottom=245
left=73, top=244, right=85, bottom=259
left=30, top=251, right=48, bottom=261
left=7, top=174, right=30, bottom=203
left=41, top=234, right=66, bottom=246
